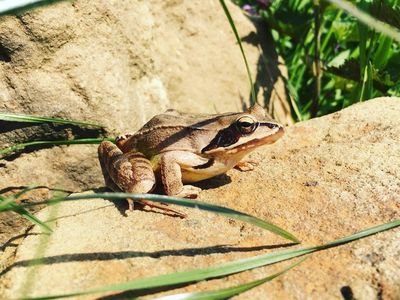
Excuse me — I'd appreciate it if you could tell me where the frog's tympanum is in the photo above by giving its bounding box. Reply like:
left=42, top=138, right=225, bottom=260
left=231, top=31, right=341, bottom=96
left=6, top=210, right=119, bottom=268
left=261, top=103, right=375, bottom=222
left=98, top=104, right=284, bottom=216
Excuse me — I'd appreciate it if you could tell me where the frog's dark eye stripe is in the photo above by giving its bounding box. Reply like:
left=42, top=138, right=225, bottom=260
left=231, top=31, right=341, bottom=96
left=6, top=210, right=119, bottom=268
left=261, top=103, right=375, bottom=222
left=201, top=125, right=240, bottom=153
left=260, top=122, right=280, bottom=129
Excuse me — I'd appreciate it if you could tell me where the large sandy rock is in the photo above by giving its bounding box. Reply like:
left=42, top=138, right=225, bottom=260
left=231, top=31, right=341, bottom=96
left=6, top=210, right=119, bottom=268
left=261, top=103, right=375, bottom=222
left=1, top=97, right=399, bottom=299
left=0, top=0, right=289, bottom=243
left=0, top=0, right=289, bottom=135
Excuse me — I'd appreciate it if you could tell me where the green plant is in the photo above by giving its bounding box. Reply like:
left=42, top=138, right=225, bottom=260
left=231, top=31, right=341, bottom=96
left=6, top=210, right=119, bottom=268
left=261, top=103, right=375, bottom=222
left=21, top=217, right=400, bottom=299
left=235, top=0, right=400, bottom=120
left=0, top=186, right=52, bottom=233
left=0, top=0, right=68, bottom=15
left=0, top=0, right=399, bottom=299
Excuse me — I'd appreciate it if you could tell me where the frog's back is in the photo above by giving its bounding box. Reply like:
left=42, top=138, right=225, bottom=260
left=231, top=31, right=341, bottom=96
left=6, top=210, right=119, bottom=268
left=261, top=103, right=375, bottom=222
left=139, top=110, right=213, bottom=130
left=125, top=109, right=239, bottom=156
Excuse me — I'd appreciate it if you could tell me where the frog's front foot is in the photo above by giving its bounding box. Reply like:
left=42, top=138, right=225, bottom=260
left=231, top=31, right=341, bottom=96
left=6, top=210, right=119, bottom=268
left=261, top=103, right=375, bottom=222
left=234, top=159, right=259, bottom=172
left=175, top=185, right=202, bottom=198
left=116, top=133, right=134, bottom=148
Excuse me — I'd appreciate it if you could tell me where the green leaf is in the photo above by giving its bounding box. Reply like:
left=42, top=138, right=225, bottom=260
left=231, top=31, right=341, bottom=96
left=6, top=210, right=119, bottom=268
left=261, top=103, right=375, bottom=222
left=372, top=34, right=393, bottom=70
left=0, top=138, right=115, bottom=158
left=19, top=192, right=300, bottom=243
left=0, top=0, right=68, bottom=16
left=327, top=49, right=350, bottom=68
left=327, top=0, right=400, bottom=43
left=25, top=219, right=399, bottom=299
left=359, top=61, right=373, bottom=101
left=0, top=184, right=38, bottom=210
left=331, top=18, right=359, bottom=42
left=0, top=112, right=103, bottom=128
left=370, top=0, right=400, bottom=30
left=153, top=258, right=307, bottom=300
left=261, top=1, right=311, bottom=39
left=219, top=0, right=256, bottom=104
left=0, top=197, right=52, bottom=233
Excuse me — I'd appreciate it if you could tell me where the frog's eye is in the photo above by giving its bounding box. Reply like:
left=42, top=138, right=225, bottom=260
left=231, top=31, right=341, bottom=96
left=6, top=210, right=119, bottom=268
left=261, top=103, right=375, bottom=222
left=236, top=116, right=258, bottom=134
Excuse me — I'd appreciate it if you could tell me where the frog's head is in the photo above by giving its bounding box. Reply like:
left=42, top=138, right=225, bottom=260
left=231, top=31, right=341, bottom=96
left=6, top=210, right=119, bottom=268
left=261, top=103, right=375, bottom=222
left=201, top=103, right=284, bottom=155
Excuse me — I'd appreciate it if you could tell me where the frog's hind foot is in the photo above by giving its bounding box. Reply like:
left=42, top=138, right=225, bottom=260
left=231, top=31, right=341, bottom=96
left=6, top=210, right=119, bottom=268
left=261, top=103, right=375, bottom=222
left=175, top=185, right=201, bottom=198
left=128, top=198, right=187, bottom=218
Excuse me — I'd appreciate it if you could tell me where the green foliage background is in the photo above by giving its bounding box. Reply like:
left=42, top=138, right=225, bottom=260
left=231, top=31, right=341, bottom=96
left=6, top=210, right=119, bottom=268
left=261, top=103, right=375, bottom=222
left=235, top=0, right=400, bottom=120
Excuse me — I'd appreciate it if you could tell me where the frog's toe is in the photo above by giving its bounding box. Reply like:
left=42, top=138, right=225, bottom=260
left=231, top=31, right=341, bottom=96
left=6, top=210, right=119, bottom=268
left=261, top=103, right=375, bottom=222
left=116, top=133, right=133, bottom=142
left=234, top=159, right=259, bottom=172
left=175, top=185, right=202, bottom=198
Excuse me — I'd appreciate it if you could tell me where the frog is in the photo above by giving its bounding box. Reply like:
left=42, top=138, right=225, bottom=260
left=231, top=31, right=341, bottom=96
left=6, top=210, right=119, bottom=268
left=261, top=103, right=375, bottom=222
left=98, top=103, right=284, bottom=216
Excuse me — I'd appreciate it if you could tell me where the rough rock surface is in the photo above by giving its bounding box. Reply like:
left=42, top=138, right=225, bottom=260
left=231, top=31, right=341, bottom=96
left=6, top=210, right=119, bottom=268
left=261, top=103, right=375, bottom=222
left=0, top=0, right=289, bottom=244
left=0, top=0, right=289, bottom=134
left=1, top=97, right=399, bottom=299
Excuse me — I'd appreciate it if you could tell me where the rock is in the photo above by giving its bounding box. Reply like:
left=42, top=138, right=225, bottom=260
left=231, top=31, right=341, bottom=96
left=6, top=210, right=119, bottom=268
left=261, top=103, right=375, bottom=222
left=0, top=0, right=289, bottom=243
left=1, top=97, right=399, bottom=299
left=0, top=0, right=289, bottom=134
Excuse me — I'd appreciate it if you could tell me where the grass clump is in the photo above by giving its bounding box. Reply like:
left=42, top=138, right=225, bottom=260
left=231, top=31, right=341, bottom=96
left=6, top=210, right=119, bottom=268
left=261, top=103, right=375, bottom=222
left=234, top=0, right=400, bottom=119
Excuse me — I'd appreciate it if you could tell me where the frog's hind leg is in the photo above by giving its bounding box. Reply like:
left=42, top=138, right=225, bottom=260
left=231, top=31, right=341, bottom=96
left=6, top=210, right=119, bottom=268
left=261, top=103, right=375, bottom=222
left=98, top=141, right=155, bottom=209
left=98, top=141, right=185, bottom=217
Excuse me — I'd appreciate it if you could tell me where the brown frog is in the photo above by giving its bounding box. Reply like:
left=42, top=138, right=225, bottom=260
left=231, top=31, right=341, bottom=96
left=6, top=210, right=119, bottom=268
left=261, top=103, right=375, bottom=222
left=98, top=104, right=284, bottom=216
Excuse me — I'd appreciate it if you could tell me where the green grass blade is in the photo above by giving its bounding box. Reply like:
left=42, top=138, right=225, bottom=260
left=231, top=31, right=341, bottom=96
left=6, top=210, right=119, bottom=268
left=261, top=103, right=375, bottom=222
left=321, top=219, right=399, bottom=247
left=359, top=62, right=373, bottom=101
left=11, top=202, right=52, bottom=233
left=0, top=186, right=52, bottom=232
left=0, top=138, right=115, bottom=158
left=327, top=0, right=400, bottom=43
left=152, top=258, right=307, bottom=300
left=0, top=112, right=103, bottom=128
left=321, top=10, right=343, bottom=54
left=19, top=192, right=300, bottom=243
left=0, top=198, right=51, bottom=233
left=0, top=0, right=68, bottom=15
left=219, top=0, right=256, bottom=105
left=373, top=34, right=392, bottom=70
left=0, top=184, right=38, bottom=210
left=7, top=184, right=39, bottom=200
left=26, top=219, right=399, bottom=300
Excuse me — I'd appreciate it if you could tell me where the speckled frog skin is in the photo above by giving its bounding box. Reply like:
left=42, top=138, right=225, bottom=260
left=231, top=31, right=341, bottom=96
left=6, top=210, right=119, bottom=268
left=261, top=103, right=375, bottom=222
left=98, top=104, right=284, bottom=213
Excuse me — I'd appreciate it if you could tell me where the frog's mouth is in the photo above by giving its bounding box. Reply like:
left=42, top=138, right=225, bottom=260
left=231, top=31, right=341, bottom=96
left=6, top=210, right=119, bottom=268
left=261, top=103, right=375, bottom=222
left=227, top=127, right=284, bottom=154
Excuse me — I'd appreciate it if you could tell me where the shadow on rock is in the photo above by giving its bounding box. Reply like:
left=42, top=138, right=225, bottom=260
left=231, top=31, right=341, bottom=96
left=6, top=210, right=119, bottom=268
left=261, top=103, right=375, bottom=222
left=0, top=243, right=296, bottom=277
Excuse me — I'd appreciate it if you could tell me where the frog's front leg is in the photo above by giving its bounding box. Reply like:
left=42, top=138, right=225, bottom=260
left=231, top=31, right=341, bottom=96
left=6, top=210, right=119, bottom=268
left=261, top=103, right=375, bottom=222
left=115, top=133, right=134, bottom=149
left=159, top=151, right=203, bottom=198
left=98, top=141, right=156, bottom=210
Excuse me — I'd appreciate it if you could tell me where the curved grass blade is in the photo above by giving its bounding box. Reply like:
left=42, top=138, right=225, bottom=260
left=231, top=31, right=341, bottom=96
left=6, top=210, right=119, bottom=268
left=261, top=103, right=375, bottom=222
left=9, top=202, right=52, bottom=233
left=0, top=197, right=52, bottom=233
left=0, top=138, right=115, bottom=158
left=327, top=0, right=400, bottom=43
left=219, top=0, right=256, bottom=105
left=26, top=219, right=399, bottom=299
left=0, top=184, right=38, bottom=210
left=153, top=258, right=307, bottom=300
left=0, top=185, right=52, bottom=232
left=0, top=112, right=103, bottom=128
left=0, top=0, right=69, bottom=16
left=19, top=192, right=300, bottom=243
